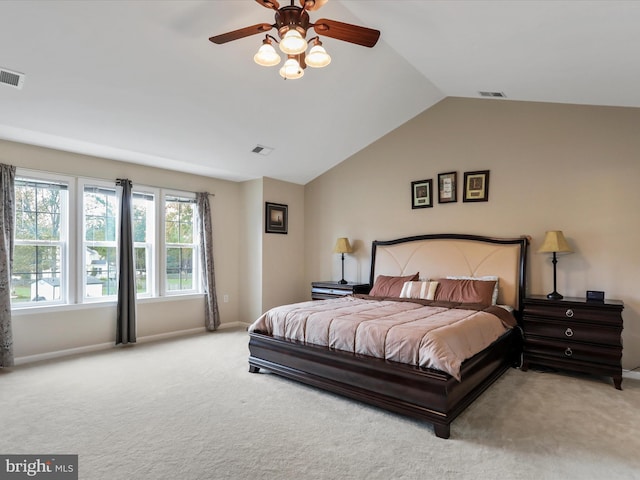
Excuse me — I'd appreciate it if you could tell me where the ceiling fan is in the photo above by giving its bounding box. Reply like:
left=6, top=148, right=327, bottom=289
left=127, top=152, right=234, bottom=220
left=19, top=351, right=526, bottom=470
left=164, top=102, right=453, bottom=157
left=209, top=0, right=380, bottom=79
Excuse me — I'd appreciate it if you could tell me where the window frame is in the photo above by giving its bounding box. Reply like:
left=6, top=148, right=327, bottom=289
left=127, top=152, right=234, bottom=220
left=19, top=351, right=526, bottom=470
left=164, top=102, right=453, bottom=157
left=12, top=170, right=73, bottom=309
left=10, top=171, right=202, bottom=311
left=161, top=190, right=200, bottom=296
left=79, top=179, right=119, bottom=303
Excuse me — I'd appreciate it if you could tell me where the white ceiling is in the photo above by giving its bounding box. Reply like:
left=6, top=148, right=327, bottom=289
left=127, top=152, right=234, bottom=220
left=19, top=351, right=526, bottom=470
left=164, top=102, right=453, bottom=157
left=1, top=1, right=639, bottom=185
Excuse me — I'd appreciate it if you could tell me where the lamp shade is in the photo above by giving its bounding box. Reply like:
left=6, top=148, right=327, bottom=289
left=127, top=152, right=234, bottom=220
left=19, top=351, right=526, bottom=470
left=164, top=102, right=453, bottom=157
left=279, top=58, right=304, bottom=79
left=279, top=29, right=308, bottom=55
left=305, top=44, right=331, bottom=68
left=254, top=42, right=281, bottom=67
left=333, top=237, right=353, bottom=254
left=538, top=231, right=573, bottom=253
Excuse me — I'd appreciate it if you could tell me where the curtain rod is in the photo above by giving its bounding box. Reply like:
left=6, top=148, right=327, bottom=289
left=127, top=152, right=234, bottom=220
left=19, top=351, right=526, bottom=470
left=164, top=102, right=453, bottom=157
left=16, top=166, right=215, bottom=196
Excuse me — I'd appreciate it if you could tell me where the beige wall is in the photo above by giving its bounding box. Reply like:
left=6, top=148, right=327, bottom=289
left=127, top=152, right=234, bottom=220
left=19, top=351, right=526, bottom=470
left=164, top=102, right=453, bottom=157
left=1, top=139, right=243, bottom=360
left=238, top=177, right=306, bottom=322
left=262, top=177, right=305, bottom=312
left=304, top=98, right=640, bottom=370
left=239, top=179, right=264, bottom=323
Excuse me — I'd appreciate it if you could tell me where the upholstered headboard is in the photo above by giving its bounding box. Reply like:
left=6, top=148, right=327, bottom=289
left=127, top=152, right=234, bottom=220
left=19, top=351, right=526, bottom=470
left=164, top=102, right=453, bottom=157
left=370, top=234, right=529, bottom=310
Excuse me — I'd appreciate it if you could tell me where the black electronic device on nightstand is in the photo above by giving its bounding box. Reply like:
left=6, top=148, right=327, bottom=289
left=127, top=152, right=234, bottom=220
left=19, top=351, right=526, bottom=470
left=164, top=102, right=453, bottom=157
left=586, top=290, right=605, bottom=302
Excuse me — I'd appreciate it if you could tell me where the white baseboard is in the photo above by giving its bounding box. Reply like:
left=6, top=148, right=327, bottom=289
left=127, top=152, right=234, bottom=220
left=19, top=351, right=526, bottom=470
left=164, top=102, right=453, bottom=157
left=623, top=369, right=640, bottom=381
left=14, top=322, right=248, bottom=366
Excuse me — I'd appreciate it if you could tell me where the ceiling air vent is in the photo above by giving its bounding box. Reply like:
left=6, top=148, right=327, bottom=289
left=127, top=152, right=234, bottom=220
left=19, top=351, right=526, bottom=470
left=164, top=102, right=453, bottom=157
left=0, top=68, right=25, bottom=90
left=479, top=91, right=506, bottom=98
left=251, top=145, right=274, bottom=156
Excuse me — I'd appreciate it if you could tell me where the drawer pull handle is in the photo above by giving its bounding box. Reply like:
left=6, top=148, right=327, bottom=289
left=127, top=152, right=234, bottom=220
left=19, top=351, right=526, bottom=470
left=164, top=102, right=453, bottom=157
left=565, top=328, right=574, bottom=337
left=564, top=347, right=573, bottom=357
left=565, top=309, right=574, bottom=318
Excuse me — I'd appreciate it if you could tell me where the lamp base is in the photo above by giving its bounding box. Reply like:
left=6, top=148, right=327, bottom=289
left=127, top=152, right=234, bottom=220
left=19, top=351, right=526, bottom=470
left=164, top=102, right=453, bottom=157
left=338, top=279, right=348, bottom=285
left=546, top=291, right=563, bottom=300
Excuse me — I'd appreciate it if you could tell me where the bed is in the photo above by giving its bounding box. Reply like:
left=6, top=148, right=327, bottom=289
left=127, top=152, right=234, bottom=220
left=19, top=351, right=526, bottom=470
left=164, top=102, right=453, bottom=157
left=248, top=233, right=529, bottom=438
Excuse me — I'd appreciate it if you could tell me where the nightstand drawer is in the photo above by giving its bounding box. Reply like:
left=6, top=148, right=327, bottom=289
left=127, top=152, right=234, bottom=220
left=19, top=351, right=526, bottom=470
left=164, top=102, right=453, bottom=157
left=524, top=337, right=622, bottom=366
left=523, top=304, right=622, bottom=326
left=311, top=287, right=353, bottom=296
left=311, top=282, right=371, bottom=300
left=521, top=317, right=622, bottom=347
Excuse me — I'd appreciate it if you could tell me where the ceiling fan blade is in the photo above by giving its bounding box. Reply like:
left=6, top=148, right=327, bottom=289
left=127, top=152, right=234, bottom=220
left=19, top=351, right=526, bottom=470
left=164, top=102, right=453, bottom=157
left=300, top=0, right=328, bottom=11
left=209, top=23, right=273, bottom=44
left=313, top=19, right=380, bottom=47
left=255, top=0, right=279, bottom=9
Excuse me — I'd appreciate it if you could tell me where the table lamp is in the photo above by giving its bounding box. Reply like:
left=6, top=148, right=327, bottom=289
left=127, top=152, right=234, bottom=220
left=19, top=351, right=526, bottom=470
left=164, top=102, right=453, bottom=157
left=333, top=237, right=353, bottom=284
left=538, top=230, right=573, bottom=300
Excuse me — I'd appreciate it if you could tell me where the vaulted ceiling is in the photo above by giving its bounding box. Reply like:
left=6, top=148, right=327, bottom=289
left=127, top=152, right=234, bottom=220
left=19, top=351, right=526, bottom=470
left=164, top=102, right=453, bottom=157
left=1, top=1, right=638, bottom=184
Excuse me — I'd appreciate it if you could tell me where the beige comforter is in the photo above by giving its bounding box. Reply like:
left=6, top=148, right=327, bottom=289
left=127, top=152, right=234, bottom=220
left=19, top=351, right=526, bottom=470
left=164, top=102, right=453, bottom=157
left=248, top=296, right=516, bottom=380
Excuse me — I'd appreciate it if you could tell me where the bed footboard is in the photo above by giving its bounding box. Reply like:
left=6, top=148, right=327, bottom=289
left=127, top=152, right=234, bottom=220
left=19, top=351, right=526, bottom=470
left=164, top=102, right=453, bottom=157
left=248, top=329, right=517, bottom=439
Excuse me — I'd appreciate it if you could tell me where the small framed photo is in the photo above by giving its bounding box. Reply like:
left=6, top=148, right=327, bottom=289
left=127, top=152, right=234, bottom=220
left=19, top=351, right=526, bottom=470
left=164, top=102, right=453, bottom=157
left=438, top=171, right=457, bottom=204
left=265, top=202, right=288, bottom=234
left=411, top=179, right=433, bottom=209
left=463, top=170, right=490, bottom=202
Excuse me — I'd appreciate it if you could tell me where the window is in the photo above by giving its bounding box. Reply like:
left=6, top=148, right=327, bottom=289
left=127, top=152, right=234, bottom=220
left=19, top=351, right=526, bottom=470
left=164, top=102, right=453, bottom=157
left=12, top=171, right=200, bottom=310
left=13, top=177, right=68, bottom=306
left=83, top=184, right=118, bottom=300
left=132, top=192, right=155, bottom=297
left=164, top=194, right=199, bottom=294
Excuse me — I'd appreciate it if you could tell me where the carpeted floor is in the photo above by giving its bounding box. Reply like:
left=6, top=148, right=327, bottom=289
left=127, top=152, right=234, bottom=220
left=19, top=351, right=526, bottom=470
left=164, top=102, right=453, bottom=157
left=1, top=328, right=639, bottom=480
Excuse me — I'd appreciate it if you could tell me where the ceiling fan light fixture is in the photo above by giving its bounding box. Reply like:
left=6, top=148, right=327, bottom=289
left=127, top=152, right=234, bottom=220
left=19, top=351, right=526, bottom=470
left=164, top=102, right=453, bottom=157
left=254, top=40, right=281, bottom=67
left=279, top=29, right=307, bottom=55
left=305, top=41, right=331, bottom=68
left=279, top=58, right=304, bottom=80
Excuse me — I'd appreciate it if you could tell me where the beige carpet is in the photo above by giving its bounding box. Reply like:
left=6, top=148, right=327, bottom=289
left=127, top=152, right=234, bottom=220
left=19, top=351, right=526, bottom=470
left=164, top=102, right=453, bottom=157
left=1, top=328, right=639, bottom=480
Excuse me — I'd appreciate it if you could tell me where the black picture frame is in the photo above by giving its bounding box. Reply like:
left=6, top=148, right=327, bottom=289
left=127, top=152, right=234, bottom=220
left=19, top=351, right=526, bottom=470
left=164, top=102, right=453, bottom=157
left=265, top=202, right=288, bottom=234
left=463, top=170, right=490, bottom=202
left=411, top=179, right=433, bottom=209
left=438, top=171, right=457, bottom=204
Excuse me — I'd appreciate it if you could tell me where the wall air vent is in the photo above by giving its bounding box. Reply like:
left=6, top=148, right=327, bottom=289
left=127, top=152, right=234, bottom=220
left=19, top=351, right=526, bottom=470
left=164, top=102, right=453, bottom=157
left=0, top=68, right=25, bottom=90
left=479, top=91, right=506, bottom=98
left=251, top=145, right=274, bottom=156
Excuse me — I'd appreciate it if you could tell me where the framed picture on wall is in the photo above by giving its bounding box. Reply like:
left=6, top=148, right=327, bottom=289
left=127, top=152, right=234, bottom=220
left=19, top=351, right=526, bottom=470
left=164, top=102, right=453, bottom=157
left=411, top=179, right=433, bottom=209
left=463, top=170, right=490, bottom=202
left=265, top=202, right=288, bottom=234
left=438, top=171, right=457, bottom=203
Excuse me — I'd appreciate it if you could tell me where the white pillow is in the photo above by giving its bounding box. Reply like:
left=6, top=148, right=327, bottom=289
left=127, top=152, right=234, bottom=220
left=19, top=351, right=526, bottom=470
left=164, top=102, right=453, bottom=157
left=400, top=281, right=439, bottom=300
left=446, top=275, right=499, bottom=305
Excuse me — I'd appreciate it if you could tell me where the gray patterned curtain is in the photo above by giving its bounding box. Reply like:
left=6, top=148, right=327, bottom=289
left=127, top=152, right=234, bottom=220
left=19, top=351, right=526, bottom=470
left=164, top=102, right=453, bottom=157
left=116, top=179, right=136, bottom=345
left=0, top=164, right=16, bottom=367
left=196, top=193, right=220, bottom=331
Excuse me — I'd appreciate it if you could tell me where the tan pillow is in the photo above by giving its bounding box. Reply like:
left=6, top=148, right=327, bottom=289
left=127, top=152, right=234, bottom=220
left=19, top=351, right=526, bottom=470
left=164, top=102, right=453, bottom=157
left=434, top=278, right=497, bottom=305
left=399, top=281, right=439, bottom=300
left=369, top=273, right=419, bottom=297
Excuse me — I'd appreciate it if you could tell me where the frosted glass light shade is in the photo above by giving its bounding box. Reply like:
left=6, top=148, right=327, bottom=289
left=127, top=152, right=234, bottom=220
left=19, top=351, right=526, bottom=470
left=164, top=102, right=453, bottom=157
left=254, top=43, right=281, bottom=67
left=279, top=29, right=308, bottom=55
left=279, top=58, right=304, bottom=79
left=305, top=44, right=331, bottom=68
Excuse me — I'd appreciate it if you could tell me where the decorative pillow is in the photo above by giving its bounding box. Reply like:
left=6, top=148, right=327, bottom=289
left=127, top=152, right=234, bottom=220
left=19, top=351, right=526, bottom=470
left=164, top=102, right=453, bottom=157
left=446, top=275, right=499, bottom=305
left=369, top=273, right=419, bottom=297
left=434, top=278, right=497, bottom=306
left=399, top=281, right=439, bottom=300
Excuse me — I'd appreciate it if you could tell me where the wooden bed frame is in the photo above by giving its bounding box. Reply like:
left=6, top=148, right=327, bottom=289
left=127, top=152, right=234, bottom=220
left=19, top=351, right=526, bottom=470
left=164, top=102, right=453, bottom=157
left=248, top=233, right=529, bottom=438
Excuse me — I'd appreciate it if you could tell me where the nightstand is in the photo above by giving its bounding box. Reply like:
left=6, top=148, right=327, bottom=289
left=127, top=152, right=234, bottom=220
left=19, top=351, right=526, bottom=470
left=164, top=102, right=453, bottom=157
left=311, top=281, right=370, bottom=300
left=521, top=295, right=624, bottom=389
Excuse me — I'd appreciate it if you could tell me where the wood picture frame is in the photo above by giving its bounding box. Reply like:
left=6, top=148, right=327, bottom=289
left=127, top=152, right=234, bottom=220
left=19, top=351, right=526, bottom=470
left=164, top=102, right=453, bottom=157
left=411, top=179, right=433, bottom=209
left=265, top=202, right=288, bottom=234
left=463, top=170, right=490, bottom=202
left=438, top=171, right=457, bottom=204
